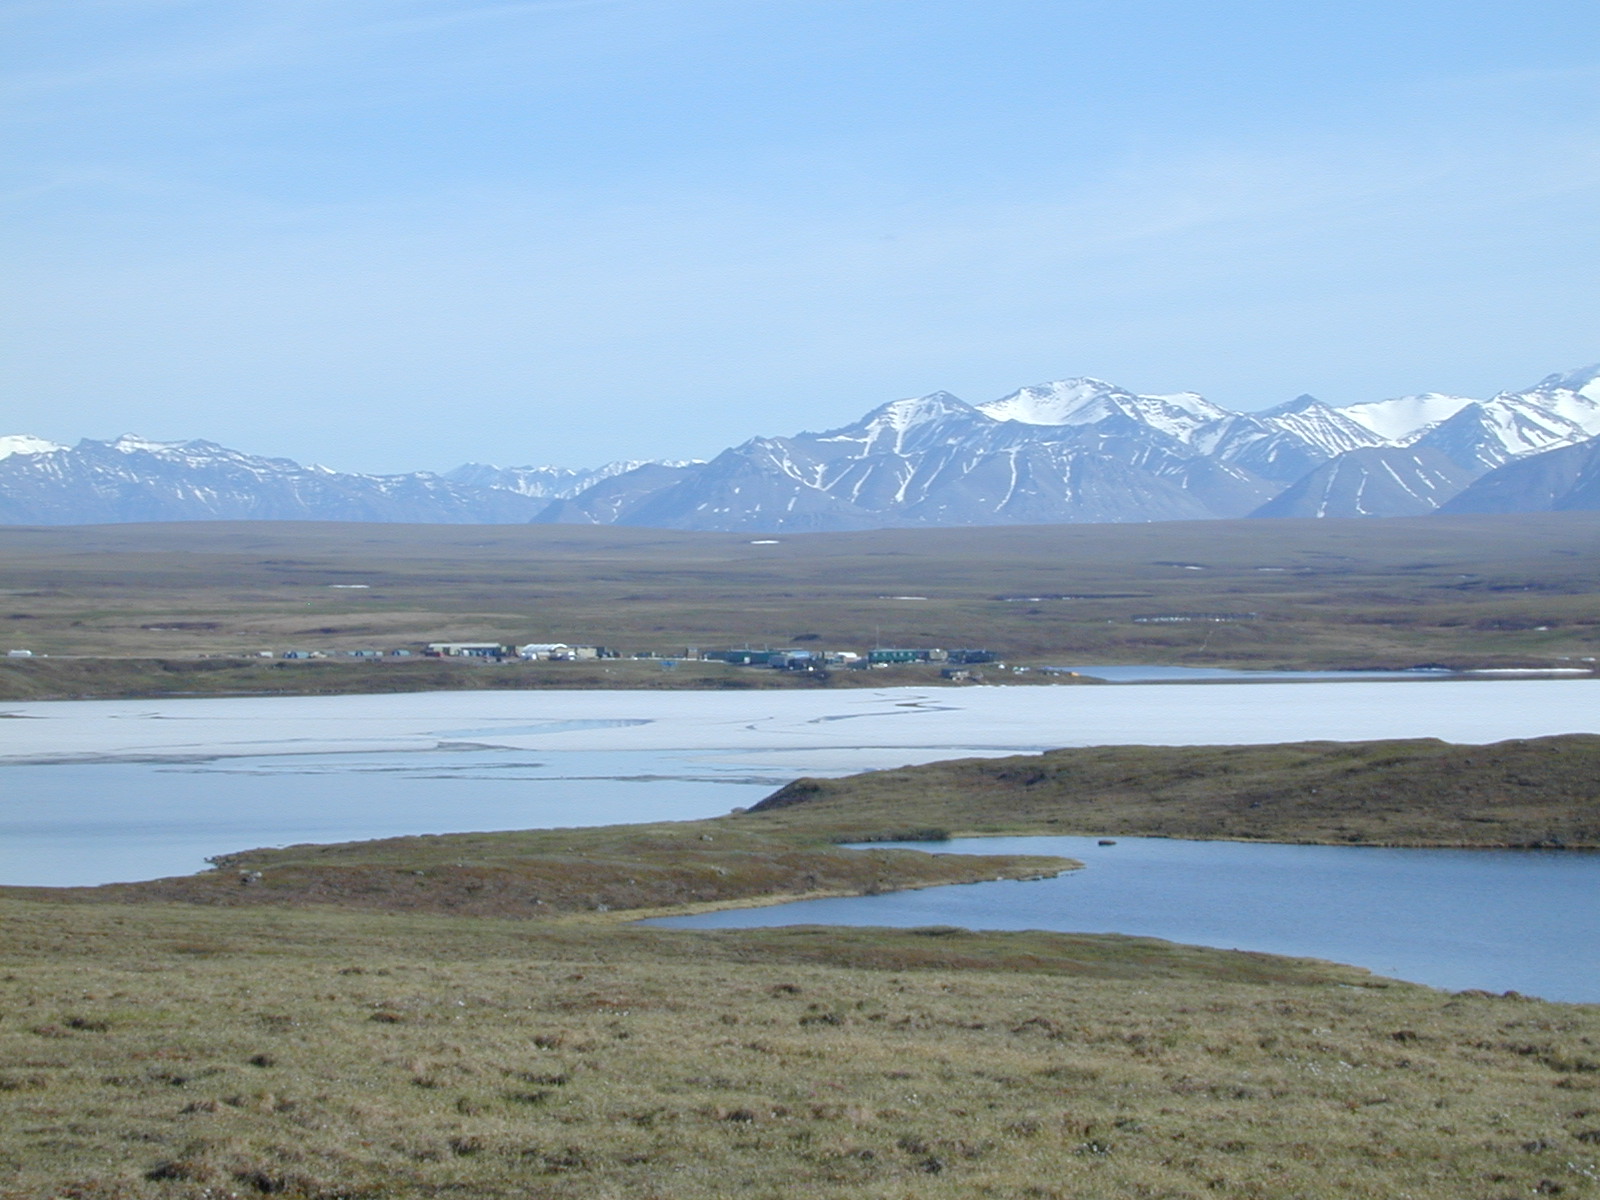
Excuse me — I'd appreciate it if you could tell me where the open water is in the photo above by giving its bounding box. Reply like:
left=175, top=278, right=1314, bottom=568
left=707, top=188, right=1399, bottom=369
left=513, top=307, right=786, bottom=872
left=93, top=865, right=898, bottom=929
left=649, top=835, right=1600, bottom=1003
left=2, top=680, right=1597, bottom=999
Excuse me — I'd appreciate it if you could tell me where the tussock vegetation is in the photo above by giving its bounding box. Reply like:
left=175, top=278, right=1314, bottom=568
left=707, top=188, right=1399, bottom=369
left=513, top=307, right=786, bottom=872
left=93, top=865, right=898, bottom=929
left=747, top=734, right=1600, bottom=847
left=3, top=899, right=1600, bottom=1199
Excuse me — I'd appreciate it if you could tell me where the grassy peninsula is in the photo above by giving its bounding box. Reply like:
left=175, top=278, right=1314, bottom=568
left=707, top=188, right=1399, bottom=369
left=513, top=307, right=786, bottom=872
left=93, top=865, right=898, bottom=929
left=746, top=734, right=1600, bottom=848
left=3, top=735, right=1599, bottom=1197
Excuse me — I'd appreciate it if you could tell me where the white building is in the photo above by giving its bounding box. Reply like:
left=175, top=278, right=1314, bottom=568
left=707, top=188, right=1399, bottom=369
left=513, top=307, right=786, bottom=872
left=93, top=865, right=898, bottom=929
left=517, top=643, right=570, bottom=660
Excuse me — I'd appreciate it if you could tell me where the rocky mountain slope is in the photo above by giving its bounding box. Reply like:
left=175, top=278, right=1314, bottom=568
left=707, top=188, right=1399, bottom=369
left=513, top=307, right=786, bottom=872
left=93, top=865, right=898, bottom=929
left=1441, top=435, right=1600, bottom=514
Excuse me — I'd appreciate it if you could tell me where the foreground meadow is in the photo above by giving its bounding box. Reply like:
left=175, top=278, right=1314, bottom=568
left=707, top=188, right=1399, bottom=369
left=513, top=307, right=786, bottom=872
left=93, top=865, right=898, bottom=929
left=4, top=901, right=1600, bottom=1200
left=4, top=735, right=1598, bottom=1198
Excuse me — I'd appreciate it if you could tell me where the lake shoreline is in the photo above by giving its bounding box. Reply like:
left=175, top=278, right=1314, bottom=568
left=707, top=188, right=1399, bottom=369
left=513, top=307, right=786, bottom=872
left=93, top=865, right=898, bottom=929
left=3, top=652, right=1595, bottom=702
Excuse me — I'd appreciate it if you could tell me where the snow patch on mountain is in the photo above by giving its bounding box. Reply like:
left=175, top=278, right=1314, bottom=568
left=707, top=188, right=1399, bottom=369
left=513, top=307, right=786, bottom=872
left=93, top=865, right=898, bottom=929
left=0, top=435, right=66, bottom=461
left=979, top=379, right=1228, bottom=443
left=1262, top=404, right=1386, bottom=457
left=1503, top=365, right=1600, bottom=436
left=1336, top=393, right=1479, bottom=442
left=856, top=392, right=976, bottom=436
left=109, top=434, right=179, bottom=455
left=1536, top=362, right=1600, bottom=399
left=978, top=379, right=1122, bottom=425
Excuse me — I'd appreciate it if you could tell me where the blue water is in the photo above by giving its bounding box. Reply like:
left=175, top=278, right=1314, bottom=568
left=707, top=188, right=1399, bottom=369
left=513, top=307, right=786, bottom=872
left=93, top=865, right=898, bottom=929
left=6, top=685, right=1598, bottom=1000
left=649, top=836, right=1600, bottom=1003
left=0, top=748, right=779, bottom=886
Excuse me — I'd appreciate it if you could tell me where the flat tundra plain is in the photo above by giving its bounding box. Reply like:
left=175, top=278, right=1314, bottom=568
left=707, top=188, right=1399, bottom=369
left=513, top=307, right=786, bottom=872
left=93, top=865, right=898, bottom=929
left=0, top=513, right=1598, bottom=701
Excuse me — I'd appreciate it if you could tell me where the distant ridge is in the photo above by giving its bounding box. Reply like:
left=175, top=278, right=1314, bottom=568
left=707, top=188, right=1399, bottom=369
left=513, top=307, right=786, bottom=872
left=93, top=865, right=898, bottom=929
left=3, top=365, right=1598, bottom=528
left=0, top=436, right=646, bottom=525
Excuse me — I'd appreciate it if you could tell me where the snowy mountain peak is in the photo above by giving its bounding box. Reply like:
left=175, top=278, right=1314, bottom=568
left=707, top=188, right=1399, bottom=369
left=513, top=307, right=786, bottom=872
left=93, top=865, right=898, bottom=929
left=1335, top=393, right=1479, bottom=443
left=977, top=378, right=1124, bottom=425
left=0, top=434, right=66, bottom=461
left=1507, top=365, right=1600, bottom=435
left=1532, top=362, right=1600, bottom=398
left=1259, top=394, right=1325, bottom=418
left=978, top=378, right=1227, bottom=442
left=1262, top=404, right=1387, bottom=456
left=861, top=391, right=975, bottom=433
left=1148, top=390, right=1225, bottom=418
left=109, top=434, right=182, bottom=455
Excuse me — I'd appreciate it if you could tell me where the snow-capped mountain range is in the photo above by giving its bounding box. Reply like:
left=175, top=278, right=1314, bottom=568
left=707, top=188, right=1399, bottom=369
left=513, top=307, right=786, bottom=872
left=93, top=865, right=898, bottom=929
left=3, top=364, right=1599, bottom=528
left=527, top=363, right=1600, bottom=529
left=0, top=435, right=644, bottom=525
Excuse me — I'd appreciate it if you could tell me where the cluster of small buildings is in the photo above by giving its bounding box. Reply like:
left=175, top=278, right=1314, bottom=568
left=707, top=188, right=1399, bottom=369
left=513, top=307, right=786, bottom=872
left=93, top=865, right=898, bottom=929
left=268, top=643, right=614, bottom=661
left=425, top=642, right=612, bottom=660
left=272, top=648, right=413, bottom=660
left=256, top=641, right=999, bottom=677
left=702, top=647, right=856, bottom=669
left=704, top=646, right=998, bottom=674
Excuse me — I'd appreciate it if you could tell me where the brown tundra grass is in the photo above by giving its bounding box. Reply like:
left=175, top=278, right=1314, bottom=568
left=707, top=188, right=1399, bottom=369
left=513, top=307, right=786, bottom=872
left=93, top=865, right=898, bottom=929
left=2, top=899, right=1599, bottom=1200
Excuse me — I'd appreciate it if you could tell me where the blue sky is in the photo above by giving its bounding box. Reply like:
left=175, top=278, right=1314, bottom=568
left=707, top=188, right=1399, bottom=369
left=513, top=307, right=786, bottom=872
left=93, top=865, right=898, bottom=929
left=4, top=0, right=1599, bottom=473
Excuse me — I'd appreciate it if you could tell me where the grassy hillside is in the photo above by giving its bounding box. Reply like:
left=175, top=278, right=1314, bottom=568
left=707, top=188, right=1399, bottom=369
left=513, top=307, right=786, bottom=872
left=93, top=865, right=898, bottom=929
left=745, top=734, right=1600, bottom=847
left=0, top=513, right=1598, bottom=699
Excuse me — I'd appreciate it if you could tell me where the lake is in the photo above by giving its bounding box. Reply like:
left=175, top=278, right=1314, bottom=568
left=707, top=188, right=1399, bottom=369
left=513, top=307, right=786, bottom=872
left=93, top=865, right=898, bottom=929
left=0, top=748, right=792, bottom=887
left=4, top=679, right=1598, bottom=886
left=2, top=680, right=1597, bottom=999
left=649, top=835, right=1600, bottom=1004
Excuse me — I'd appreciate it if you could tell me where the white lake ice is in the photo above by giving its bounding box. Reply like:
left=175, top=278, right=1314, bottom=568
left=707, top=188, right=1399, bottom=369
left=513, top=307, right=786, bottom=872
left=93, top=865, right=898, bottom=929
left=1, top=679, right=1597, bottom=888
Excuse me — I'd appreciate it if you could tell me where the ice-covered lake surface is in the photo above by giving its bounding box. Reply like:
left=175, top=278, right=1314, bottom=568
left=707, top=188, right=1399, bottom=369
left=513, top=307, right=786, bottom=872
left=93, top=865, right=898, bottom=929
left=2, top=679, right=1597, bottom=889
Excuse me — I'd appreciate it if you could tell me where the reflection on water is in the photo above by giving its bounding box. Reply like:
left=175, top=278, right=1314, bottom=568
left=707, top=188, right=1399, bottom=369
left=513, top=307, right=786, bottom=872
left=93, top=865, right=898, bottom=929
left=649, top=836, right=1600, bottom=1003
